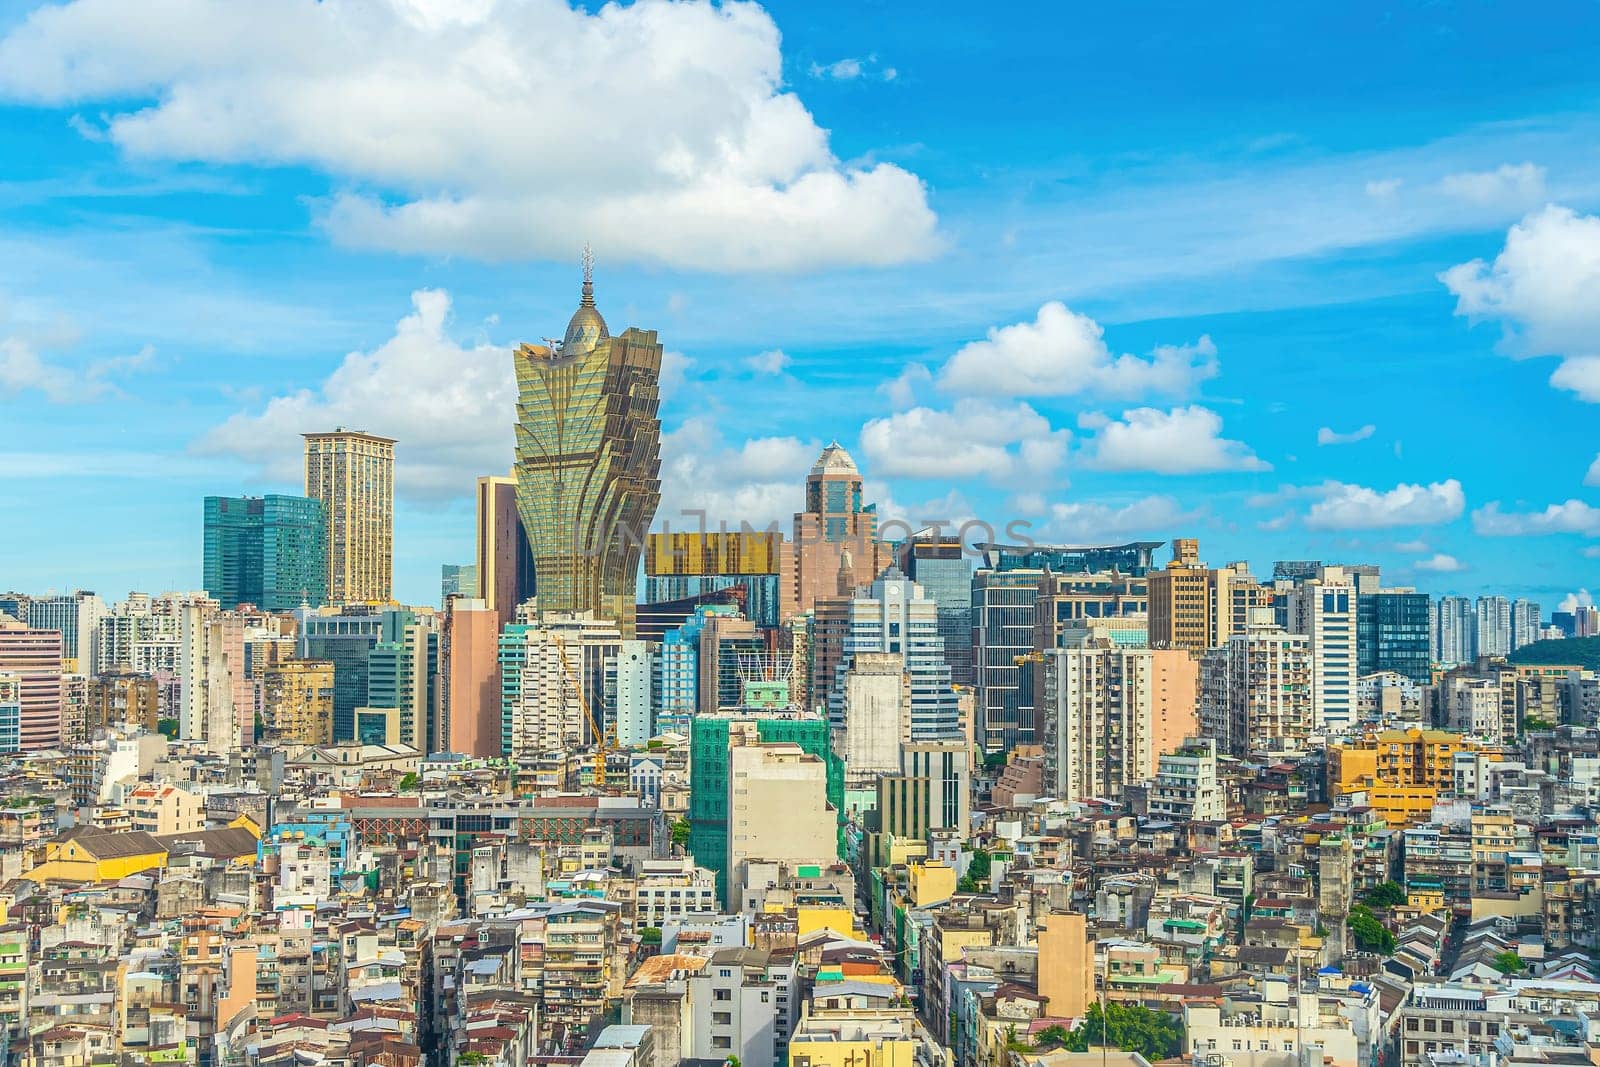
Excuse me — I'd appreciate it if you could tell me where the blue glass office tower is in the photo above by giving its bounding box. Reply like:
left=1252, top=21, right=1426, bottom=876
left=898, top=534, right=973, bottom=687
left=1357, top=590, right=1432, bottom=684
left=204, top=495, right=327, bottom=611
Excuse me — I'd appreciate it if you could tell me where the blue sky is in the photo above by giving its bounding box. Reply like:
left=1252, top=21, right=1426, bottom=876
left=2, top=0, right=1599, bottom=609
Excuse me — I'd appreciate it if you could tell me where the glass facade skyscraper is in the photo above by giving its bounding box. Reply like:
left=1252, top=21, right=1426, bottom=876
left=1357, top=590, right=1433, bottom=683
left=514, top=258, right=662, bottom=638
left=898, top=533, right=973, bottom=687
left=298, top=607, right=384, bottom=742
left=204, top=495, right=327, bottom=612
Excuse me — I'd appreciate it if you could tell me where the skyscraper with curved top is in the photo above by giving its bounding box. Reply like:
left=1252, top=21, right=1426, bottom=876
left=513, top=255, right=662, bottom=638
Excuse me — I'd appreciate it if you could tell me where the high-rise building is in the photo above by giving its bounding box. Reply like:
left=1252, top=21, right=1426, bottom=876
left=440, top=563, right=477, bottom=603
left=24, top=591, right=106, bottom=672
left=513, top=261, right=662, bottom=639
left=655, top=603, right=742, bottom=729
left=297, top=606, right=385, bottom=742
left=1039, top=643, right=1198, bottom=805
left=1357, top=589, right=1433, bottom=684
left=177, top=611, right=252, bottom=753
left=1289, top=567, right=1357, bottom=734
left=1434, top=595, right=1475, bottom=666
left=786, top=443, right=894, bottom=619
left=440, top=597, right=501, bottom=758
left=612, top=640, right=653, bottom=747
left=2, top=620, right=63, bottom=749
left=476, top=473, right=536, bottom=633
left=260, top=660, right=336, bottom=745
left=498, top=613, right=621, bottom=759
left=0, top=672, right=19, bottom=753
left=829, top=569, right=959, bottom=741
left=1148, top=537, right=1214, bottom=651
left=725, top=742, right=836, bottom=910
left=1475, top=596, right=1512, bottom=659
left=897, top=530, right=974, bottom=686
left=645, top=531, right=784, bottom=628
left=203, top=495, right=327, bottom=612
left=972, top=541, right=1161, bottom=755
left=971, top=568, right=1044, bottom=753
left=1511, top=599, right=1542, bottom=650
left=303, top=428, right=396, bottom=604
left=367, top=610, right=439, bottom=753
left=85, top=671, right=160, bottom=734
left=837, top=652, right=912, bottom=781
left=687, top=713, right=843, bottom=901
left=1201, top=613, right=1313, bottom=757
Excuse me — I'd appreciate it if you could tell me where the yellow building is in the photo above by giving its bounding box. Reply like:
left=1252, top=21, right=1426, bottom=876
left=645, top=531, right=781, bottom=576
left=1358, top=783, right=1439, bottom=828
left=24, top=828, right=166, bottom=884
left=127, top=783, right=204, bottom=836
left=789, top=1007, right=934, bottom=1067
left=1329, top=728, right=1494, bottom=810
left=304, top=428, right=396, bottom=604
left=1038, top=911, right=1093, bottom=1019
left=261, top=660, right=336, bottom=745
left=905, top=860, right=957, bottom=910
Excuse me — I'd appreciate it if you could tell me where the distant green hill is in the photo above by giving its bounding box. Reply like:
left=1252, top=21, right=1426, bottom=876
left=1508, top=636, right=1600, bottom=671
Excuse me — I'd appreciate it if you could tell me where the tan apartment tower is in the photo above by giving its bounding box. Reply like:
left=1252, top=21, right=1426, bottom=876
left=304, top=428, right=395, bottom=604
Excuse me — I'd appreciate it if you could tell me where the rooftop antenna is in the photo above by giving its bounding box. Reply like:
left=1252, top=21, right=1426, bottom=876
left=580, top=243, right=595, bottom=306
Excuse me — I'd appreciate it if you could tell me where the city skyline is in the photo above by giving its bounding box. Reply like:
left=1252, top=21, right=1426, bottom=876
left=2, top=3, right=1600, bottom=608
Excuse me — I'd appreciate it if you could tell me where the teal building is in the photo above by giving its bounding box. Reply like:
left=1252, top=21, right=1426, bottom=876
left=203, top=494, right=327, bottom=611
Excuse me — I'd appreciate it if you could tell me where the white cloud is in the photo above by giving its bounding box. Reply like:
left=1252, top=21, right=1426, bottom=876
left=0, top=0, right=936, bottom=273
left=196, top=288, right=511, bottom=502
left=1364, top=177, right=1403, bottom=200
left=1317, top=424, right=1375, bottom=446
left=1304, top=479, right=1465, bottom=530
left=1414, top=553, right=1466, bottom=573
left=1036, top=495, right=1199, bottom=542
left=657, top=417, right=814, bottom=530
left=809, top=58, right=862, bottom=80
left=1079, top=405, right=1268, bottom=474
left=1392, top=539, right=1431, bottom=553
left=1472, top=499, right=1600, bottom=537
left=858, top=400, right=1070, bottom=483
left=1440, top=204, right=1600, bottom=400
left=0, top=326, right=152, bottom=403
left=879, top=362, right=931, bottom=410
left=1585, top=455, right=1600, bottom=488
left=660, top=350, right=695, bottom=399
left=745, top=349, right=791, bottom=376
left=939, top=302, right=1218, bottom=399
left=1583, top=547, right=1600, bottom=560
left=1438, top=162, right=1546, bottom=207
left=1560, top=589, right=1594, bottom=613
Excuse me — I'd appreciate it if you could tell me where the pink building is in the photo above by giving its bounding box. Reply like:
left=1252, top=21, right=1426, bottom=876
left=445, top=598, right=501, bottom=757
left=0, top=618, right=63, bottom=750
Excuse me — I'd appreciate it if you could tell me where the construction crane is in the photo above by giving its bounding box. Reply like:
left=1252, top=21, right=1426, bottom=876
left=550, top=633, right=615, bottom=790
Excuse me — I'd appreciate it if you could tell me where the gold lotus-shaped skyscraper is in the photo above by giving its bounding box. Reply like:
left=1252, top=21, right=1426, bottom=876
left=513, top=254, right=663, bottom=637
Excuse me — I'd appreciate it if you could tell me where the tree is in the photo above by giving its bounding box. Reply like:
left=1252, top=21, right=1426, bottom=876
left=1522, top=715, right=1556, bottom=733
left=1065, top=1002, right=1184, bottom=1061
left=1034, top=1025, right=1071, bottom=1051
left=983, top=751, right=1008, bottom=771
left=1492, top=951, right=1525, bottom=974
left=640, top=927, right=662, bottom=946
left=156, top=718, right=178, bottom=739
left=959, top=846, right=992, bottom=893
left=1346, top=904, right=1396, bottom=955
left=670, top=817, right=691, bottom=850
left=1362, top=881, right=1407, bottom=908
left=397, top=772, right=419, bottom=791
left=459, top=1054, right=487, bottom=1065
